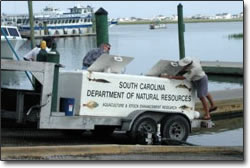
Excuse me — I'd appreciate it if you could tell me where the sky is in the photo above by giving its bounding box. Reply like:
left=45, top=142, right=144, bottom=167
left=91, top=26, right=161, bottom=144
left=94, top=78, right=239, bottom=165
left=1, top=1, right=243, bottom=19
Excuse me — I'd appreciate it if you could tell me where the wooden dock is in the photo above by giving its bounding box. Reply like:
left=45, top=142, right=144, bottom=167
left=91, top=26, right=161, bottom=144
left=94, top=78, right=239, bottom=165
left=201, top=61, right=243, bottom=76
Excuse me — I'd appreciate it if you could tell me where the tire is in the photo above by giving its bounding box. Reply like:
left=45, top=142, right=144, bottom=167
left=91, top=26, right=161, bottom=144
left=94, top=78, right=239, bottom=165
left=130, top=117, right=157, bottom=144
left=162, top=115, right=190, bottom=141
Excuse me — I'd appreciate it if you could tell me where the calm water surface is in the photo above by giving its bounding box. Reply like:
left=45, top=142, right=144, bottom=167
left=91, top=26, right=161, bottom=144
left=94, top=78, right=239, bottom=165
left=188, top=117, right=243, bottom=146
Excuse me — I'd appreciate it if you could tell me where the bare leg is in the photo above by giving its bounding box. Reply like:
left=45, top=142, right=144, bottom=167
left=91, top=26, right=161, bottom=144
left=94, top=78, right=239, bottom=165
left=200, top=96, right=210, bottom=119
left=206, top=93, right=215, bottom=108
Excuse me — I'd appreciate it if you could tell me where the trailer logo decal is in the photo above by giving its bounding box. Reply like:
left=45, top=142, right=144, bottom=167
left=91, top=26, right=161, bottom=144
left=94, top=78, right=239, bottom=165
left=83, top=101, right=99, bottom=109
left=179, top=105, right=193, bottom=111
left=176, top=84, right=191, bottom=91
left=88, top=77, right=110, bottom=83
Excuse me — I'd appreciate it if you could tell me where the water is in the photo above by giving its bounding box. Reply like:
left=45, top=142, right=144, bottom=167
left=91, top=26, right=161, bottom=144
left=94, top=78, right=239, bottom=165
left=188, top=128, right=243, bottom=146
left=16, top=21, right=243, bottom=91
left=109, top=22, right=243, bottom=74
left=188, top=117, right=243, bottom=146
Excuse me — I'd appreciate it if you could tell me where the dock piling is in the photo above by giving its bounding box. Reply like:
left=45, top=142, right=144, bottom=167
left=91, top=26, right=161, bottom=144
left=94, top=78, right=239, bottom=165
left=177, top=4, right=186, bottom=59
left=28, top=1, right=35, bottom=49
left=46, top=43, right=60, bottom=112
left=95, top=7, right=109, bottom=47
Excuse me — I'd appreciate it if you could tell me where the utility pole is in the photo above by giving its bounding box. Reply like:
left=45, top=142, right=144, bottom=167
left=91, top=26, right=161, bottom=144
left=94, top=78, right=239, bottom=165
left=28, top=1, right=35, bottom=49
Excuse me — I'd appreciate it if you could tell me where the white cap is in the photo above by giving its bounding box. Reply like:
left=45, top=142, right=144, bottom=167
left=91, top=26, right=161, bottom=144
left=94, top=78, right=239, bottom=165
left=178, top=57, right=193, bottom=66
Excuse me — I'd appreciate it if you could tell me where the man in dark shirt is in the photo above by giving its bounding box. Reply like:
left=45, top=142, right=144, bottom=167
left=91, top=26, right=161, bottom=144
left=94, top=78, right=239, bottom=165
left=82, top=43, right=111, bottom=69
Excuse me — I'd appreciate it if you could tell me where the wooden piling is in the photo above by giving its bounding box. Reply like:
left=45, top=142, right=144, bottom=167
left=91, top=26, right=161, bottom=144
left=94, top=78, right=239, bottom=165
left=177, top=4, right=185, bottom=60
left=95, top=8, right=109, bottom=47
left=27, top=1, right=35, bottom=49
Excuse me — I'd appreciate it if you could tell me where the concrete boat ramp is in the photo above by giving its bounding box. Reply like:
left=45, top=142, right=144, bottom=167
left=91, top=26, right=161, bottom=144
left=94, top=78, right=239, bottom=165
left=1, top=145, right=243, bottom=160
left=195, top=88, right=243, bottom=119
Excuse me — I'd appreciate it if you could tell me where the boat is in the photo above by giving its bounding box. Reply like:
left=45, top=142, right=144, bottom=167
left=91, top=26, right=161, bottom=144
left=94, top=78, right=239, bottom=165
left=1, top=25, right=32, bottom=90
left=1, top=14, right=18, bottom=26
left=15, top=5, right=117, bottom=38
left=16, top=5, right=93, bottom=38
left=149, top=21, right=167, bottom=30
left=109, top=19, right=118, bottom=28
left=1, top=25, right=27, bottom=59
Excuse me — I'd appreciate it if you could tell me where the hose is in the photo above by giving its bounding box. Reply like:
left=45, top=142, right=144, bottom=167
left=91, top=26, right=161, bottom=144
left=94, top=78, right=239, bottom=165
left=26, top=93, right=51, bottom=116
left=26, top=98, right=50, bottom=116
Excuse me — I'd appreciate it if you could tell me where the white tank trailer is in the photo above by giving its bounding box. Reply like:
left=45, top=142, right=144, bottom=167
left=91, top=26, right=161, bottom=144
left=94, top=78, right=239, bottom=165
left=1, top=55, right=202, bottom=144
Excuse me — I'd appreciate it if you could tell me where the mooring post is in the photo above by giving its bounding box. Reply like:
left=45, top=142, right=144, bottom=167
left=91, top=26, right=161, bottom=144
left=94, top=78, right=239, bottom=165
left=36, top=41, right=48, bottom=92
left=46, top=42, right=60, bottom=112
left=28, top=1, right=35, bottom=49
left=36, top=40, right=60, bottom=112
left=177, top=3, right=185, bottom=59
left=95, top=7, right=109, bottom=47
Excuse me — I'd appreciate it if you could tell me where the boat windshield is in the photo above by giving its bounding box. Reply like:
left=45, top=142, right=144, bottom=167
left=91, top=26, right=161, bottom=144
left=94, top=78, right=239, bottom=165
left=1, top=27, right=9, bottom=36
left=8, top=28, right=19, bottom=37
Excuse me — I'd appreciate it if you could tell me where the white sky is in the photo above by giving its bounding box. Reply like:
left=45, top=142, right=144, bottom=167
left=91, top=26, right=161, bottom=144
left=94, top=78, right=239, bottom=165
left=1, top=1, right=243, bottom=18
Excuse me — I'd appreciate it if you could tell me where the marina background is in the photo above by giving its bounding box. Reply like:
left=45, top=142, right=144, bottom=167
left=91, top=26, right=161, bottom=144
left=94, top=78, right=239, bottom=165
left=1, top=1, right=243, bottom=19
left=1, top=1, right=245, bottom=162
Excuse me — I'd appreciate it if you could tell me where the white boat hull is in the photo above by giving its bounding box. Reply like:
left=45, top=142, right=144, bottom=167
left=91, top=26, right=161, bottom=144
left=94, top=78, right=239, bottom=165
left=1, top=38, right=26, bottom=59
left=150, top=24, right=167, bottom=29
left=1, top=26, right=32, bottom=90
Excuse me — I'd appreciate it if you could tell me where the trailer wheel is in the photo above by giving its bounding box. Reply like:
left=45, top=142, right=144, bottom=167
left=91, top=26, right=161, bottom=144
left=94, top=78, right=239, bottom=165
left=162, top=115, right=189, bottom=141
left=130, top=117, right=157, bottom=144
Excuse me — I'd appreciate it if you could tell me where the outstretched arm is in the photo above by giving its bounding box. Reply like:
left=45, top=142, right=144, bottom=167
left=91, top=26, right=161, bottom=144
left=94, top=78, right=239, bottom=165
left=160, top=74, right=185, bottom=80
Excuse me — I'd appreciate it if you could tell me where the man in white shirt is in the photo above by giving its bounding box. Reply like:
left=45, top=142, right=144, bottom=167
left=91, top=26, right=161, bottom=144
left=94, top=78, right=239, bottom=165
left=160, top=57, right=217, bottom=120
left=23, top=37, right=53, bottom=61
